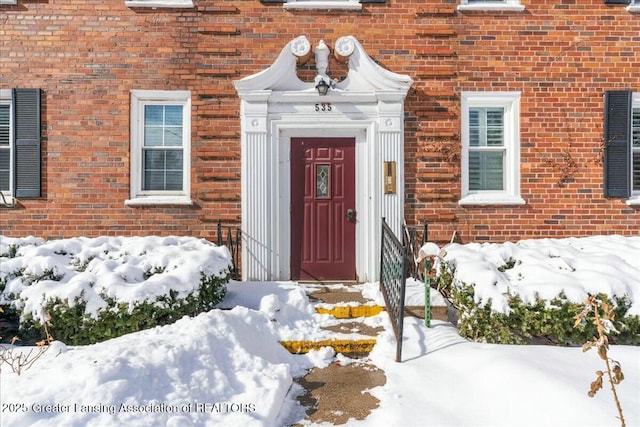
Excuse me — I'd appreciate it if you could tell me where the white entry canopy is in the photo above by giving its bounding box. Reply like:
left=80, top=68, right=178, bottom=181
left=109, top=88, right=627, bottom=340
left=234, top=36, right=413, bottom=281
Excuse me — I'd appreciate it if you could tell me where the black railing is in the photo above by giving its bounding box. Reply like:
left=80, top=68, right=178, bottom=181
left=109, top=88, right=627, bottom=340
left=216, top=220, right=241, bottom=280
left=402, top=222, right=428, bottom=280
left=380, top=218, right=408, bottom=362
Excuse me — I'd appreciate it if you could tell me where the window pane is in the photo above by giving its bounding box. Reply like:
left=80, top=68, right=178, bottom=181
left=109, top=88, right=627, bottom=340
left=0, top=147, right=9, bottom=192
left=469, top=107, right=504, bottom=147
left=165, top=150, right=183, bottom=169
left=469, top=109, right=480, bottom=146
left=144, top=105, right=163, bottom=125
left=144, top=171, right=165, bottom=191
left=165, top=171, right=183, bottom=190
left=633, top=108, right=640, bottom=148
left=469, top=109, right=480, bottom=127
left=0, top=105, right=9, bottom=146
left=469, top=150, right=504, bottom=191
left=485, top=109, right=504, bottom=146
left=634, top=151, right=640, bottom=192
left=631, top=150, right=640, bottom=191
left=165, top=106, right=183, bottom=126
left=144, top=127, right=163, bottom=147
left=164, top=127, right=183, bottom=147
left=142, top=149, right=183, bottom=191
left=143, top=105, right=183, bottom=148
left=144, top=150, right=165, bottom=169
left=634, top=108, right=639, bottom=193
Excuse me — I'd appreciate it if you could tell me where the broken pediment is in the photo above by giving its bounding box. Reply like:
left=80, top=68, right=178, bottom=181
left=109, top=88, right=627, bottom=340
left=233, top=35, right=413, bottom=96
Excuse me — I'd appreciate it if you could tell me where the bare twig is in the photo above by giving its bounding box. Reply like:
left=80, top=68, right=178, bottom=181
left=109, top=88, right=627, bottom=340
left=574, top=295, right=626, bottom=427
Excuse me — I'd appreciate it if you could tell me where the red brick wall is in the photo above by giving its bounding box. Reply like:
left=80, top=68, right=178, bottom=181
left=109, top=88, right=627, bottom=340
left=1, top=0, right=638, bottom=244
left=411, top=1, right=640, bottom=243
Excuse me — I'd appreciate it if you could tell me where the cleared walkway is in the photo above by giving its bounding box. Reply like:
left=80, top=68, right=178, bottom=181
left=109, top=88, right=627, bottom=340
left=286, top=283, right=448, bottom=425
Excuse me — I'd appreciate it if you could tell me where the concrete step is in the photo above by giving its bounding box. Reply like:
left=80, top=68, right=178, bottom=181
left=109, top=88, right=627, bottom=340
left=280, top=339, right=377, bottom=357
left=321, top=320, right=384, bottom=337
left=315, top=305, right=384, bottom=318
left=280, top=285, right=382, bottom=357
left=279, top=284, right=448, bottom=357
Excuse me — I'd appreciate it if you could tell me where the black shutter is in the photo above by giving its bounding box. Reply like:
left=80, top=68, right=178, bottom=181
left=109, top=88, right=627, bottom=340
left=604, top=0, right=630, bottom=4
left=603, top=90, right=632, bottom=198
left=13, top=88, right=41, bottom=198
left=361, top=0, right=385, bottom=3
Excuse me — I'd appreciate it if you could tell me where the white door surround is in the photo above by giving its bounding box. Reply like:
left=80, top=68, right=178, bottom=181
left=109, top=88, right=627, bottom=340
left=234, top=36, right=413, bottom=281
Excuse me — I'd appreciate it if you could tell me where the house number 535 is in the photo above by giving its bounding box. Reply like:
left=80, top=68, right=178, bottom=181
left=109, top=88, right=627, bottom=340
left=315, top=103, right=332, bottom=112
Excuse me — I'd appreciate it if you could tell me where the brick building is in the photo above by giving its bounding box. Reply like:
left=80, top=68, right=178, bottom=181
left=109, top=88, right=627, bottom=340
left=1, top=0, right=638, bottom=281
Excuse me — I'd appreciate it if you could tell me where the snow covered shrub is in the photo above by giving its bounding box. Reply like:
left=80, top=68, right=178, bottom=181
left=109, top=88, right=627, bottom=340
left=0, top=236, right=232, bottom=345
left=435, top=260, right=640, bottom=346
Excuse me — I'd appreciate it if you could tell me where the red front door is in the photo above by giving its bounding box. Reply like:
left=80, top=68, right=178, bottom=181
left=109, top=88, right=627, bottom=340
left=290, top=138, right=356, bottom=281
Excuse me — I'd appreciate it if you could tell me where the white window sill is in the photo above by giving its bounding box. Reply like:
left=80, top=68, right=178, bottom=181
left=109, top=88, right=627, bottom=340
left=284, top=0, right=362, bottom=10
left=625, top=196, right=640, bottom=206
left=125, top=196, right=193, bottom=206
left=457, top=4, right=525, bottom=12
left=627, top=5, right=640, bottom=13
left=125, top=0, right=194, bottom=8
left=0, top=0, right=18, bottom=5
left=459, top=194, right=526, bottom=206
left=0, top=195, right=16, bottom=207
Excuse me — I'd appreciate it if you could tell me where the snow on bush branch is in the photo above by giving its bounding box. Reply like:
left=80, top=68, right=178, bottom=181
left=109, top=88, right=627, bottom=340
left=434, top=235, right=640, bottom=316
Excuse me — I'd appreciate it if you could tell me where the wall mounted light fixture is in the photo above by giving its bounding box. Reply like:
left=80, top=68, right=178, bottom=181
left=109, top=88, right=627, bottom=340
left=314, top=40, right=336, bottom=96
left=315, top=79, right=330, bottom=96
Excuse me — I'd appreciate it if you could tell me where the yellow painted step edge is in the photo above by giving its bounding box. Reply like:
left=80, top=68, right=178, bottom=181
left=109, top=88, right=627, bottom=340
left=315, top=305, right=384, bottom=319
left=280, top=339, right=377, bottom=354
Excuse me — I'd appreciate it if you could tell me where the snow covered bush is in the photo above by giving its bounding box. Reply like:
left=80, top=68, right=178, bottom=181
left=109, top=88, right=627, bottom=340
left=434, top=236, right=640, bottom=346
left=0, top=236, right=232, bottom=345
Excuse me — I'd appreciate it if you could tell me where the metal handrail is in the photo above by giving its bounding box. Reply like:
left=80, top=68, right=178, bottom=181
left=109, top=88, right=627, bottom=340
left=380, top=217, right=408, bottom=362
left=216, top=220, right=241, bottom=280
left=402, top=221, right=428, bottom=280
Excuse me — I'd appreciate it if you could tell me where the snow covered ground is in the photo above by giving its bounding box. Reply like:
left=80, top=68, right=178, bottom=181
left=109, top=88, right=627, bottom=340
left=1, top=236, right=639, bottom=427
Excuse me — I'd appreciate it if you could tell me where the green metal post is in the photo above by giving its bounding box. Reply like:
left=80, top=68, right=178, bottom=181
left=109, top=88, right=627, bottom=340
left=424, top=258, right=431, bottom=328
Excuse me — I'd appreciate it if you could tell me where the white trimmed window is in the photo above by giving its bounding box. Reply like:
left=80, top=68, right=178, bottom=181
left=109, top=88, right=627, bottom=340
left=125, top=0, right=194, bottom=8
left=126, top=90, right=192, bottom=206
left=0, top=90, right=12, bottom=200
left=632, top=94, right=640, bottom=196
left=460, top=92, right=524, bottom=206
left=629, top=0, right=640, bottom=13
left=458, top=0, right=525, bottom=11
left=0, top=88, right=41, bottom=204
left=283, top=0, right=362, bottom=10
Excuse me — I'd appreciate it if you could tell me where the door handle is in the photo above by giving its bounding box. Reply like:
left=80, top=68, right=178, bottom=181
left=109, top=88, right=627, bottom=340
left=346, top=209, right=356, bottom=222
